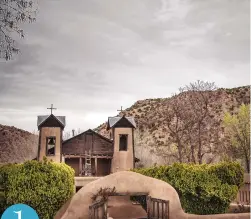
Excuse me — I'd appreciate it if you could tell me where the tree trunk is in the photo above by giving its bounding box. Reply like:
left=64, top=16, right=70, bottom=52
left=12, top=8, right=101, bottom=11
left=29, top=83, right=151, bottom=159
left=189, top=134, right=196, bottom=163
left=191, top=144, right=196, bottom=163
left=177, top=138, right=183, bottom=163
left=197, top=123, right=203, bottom=164
left=244, top=153, right=250, bottom=173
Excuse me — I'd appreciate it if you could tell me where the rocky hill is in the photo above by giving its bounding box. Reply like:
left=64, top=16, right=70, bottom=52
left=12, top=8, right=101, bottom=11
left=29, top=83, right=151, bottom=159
left=0, top=125, right=38, bottom=164
left=95, top=85, right=250, bottom=167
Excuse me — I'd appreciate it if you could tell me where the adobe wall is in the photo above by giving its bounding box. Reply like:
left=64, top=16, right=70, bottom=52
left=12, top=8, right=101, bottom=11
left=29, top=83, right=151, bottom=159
left=111, top=128, right=134, bottom=173
left=58, top=171, right=250, bottom=219
left=74, top=177, right=101, bottom=188
left=39, top=127, right=62, bottom=162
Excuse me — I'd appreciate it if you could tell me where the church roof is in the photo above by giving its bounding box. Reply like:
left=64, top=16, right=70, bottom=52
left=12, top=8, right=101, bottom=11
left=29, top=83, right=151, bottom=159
left=63, top=129, right=113, bottom=145
left=37, top=114, right=66, bottom=128
left=107, top=116, right=136, bottom=129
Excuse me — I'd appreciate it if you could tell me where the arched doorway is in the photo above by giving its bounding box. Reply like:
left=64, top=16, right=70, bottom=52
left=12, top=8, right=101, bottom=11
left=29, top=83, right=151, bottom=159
left=89, top=192, right=169, bottom=219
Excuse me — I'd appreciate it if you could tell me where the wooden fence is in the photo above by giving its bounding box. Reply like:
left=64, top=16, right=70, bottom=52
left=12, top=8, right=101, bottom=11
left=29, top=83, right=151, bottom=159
left=147, top=196, right=169, bottom=219
left=235, top=174, right=250, bottom=205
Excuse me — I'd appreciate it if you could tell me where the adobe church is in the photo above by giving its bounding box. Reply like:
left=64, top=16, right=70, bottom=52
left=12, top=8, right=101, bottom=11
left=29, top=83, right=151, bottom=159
left=36, top=105, right=137, bottom=177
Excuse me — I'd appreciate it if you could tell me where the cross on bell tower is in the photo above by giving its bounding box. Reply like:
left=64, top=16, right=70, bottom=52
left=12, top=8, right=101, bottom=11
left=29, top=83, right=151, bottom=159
left=47, top=104, right=57, bottom=114
left=108, top=105, right=137, bottom=173
left=37, top=104, right=65, bottom=163
left=117, top=106, right=123, bottom=113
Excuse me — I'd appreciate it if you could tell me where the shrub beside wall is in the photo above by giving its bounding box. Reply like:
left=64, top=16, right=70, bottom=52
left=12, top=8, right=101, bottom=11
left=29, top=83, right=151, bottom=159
left=208, top=162, right=244, bottom=188
left=0, top=166, right=5, bottom=214
left=0, top=163, right=14, bottom=215
left=0, top=158, right=75, bottom=219
left=132, top=162, right=244, bottom=215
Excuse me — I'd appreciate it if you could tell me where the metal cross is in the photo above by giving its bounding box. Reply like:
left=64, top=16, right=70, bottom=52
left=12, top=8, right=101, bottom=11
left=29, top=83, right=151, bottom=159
left=47, top=104, right=57, bottom=114
left=117, top=106, right=123, bottom=113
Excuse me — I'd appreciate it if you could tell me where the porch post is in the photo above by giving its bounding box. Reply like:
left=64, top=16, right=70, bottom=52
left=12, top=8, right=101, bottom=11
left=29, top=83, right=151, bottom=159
left=95, top=157, right=98, bottom=176
left=79, top=157, right=83, bottom=176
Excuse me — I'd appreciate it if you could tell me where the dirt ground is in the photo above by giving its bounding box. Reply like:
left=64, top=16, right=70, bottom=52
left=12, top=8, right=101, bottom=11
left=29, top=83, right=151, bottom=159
left=107, top=196, right=147, bottom=219
left=55, top=195, right=147, bottom=219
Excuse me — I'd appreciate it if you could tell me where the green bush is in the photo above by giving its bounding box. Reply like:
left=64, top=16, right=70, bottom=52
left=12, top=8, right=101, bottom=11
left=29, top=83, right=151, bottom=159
left=208, top=162, right=244, bottom=188
left=132, top=162, right=243, bottom=215
left=0, top=163, right=15, bottom=215
left=0, top=158, right=75, bottom=219
left=0, top=167, right=5, bottom=214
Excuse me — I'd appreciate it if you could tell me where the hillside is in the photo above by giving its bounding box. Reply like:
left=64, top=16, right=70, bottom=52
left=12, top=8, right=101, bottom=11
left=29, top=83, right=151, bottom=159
left=0, top=124, right=38, bottom=164
left=0, top=85, right=249, bottom=166
left=95, top=85, right=250, bottom=167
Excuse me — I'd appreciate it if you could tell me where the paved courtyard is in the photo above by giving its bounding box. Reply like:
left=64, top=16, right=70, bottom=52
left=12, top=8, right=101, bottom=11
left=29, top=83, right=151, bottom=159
left=107, top=196, right=147, bottom=219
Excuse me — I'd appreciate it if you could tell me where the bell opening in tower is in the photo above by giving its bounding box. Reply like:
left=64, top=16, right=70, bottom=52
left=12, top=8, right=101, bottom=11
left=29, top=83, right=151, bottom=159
left=46, top=137, right=56, bottom=156
left=119, top=134, right=128, bottom=151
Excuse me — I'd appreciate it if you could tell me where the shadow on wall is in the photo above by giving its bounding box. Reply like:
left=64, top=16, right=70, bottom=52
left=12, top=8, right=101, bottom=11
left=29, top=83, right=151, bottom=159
left=55, top=197, right=73, bottom=219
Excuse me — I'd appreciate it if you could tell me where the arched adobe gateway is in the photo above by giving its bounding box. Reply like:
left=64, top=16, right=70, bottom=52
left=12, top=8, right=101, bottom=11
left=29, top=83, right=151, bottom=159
left=58, top=171, right=250, bottom=219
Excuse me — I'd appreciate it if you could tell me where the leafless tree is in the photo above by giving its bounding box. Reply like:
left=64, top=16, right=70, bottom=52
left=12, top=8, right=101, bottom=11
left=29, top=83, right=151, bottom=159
left=63, top=128, right=85, bottom=140
left=63, top=131, right=71, bottom=141
left=0, top=0, right=37, bottom=60
left=158, top=93, right=195, bottom=163
left=158, top=80, right=219, bottom=164
left=180, top=80, right=218, bottom=164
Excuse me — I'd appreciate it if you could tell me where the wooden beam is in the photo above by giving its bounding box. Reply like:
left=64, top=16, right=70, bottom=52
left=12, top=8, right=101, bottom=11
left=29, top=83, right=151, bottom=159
left=92, top=132, right=94, bottom=152
left=79, top=157, right=83, bottom=176
left=63, top=151, right=113, bottom=156
left=109, top=192, right=148, bottom=196
left=95, top=157, right=98, bottom=176
left=63, top=154, right=113, bottom=159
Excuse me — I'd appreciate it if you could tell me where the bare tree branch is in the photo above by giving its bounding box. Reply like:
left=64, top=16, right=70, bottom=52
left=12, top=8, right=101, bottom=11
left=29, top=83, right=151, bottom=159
left=0, top=0, right=37, bottom=60
left=160, top=80, right=219, bottom=164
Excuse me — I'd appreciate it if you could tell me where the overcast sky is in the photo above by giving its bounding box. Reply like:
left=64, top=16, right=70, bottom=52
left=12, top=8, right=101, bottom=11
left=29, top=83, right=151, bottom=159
left=0, top=0, right=250, bottom=133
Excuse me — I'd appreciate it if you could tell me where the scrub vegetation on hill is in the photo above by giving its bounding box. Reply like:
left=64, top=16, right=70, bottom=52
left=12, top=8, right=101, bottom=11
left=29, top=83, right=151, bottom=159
left=96, top=81, right=250, bottom=170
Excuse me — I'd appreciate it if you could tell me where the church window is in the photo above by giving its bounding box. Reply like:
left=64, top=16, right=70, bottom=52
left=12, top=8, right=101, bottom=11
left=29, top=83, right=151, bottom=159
left=119, top=134, right=128, bottom=151
left=46, top=137, right=56, bottom=156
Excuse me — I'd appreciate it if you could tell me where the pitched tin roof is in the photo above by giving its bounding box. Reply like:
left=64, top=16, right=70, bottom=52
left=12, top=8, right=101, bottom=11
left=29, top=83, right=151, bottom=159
left=37, top=114, right=66, bottom=128
left=107, top=116, right=136, bottom=129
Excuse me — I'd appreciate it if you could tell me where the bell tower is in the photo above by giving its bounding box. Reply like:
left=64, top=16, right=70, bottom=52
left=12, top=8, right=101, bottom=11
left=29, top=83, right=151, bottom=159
left=107, top=111, right=136, bottom=173
left=37, top=104, right=65, bottom=162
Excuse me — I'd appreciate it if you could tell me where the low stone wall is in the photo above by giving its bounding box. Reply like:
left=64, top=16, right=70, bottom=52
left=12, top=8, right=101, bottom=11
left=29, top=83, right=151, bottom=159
left=229, top=203, right=250, bottom=213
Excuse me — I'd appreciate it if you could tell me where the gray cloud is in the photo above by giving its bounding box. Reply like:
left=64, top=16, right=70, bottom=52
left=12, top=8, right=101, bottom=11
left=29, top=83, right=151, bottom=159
left=0, top=0, right=249, bottom=132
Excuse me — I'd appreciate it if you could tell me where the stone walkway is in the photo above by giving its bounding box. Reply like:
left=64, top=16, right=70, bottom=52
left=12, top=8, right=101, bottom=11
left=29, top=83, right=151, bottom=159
left=107, top=196, right=147, bottom=219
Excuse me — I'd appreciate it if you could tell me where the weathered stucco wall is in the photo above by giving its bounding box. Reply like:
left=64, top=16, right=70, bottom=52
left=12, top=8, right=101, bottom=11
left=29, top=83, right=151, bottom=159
left=111, top=128, right=134, bottom=173
left=58, top=171, right=250, bottom=219
left=74, top=177, right=101, bottom=187
left=39, top=127, right=62, bottom=162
